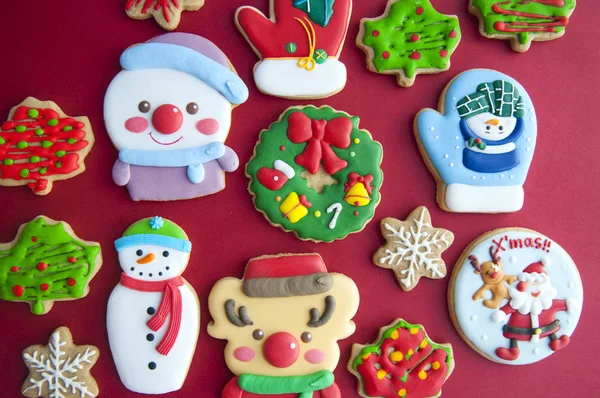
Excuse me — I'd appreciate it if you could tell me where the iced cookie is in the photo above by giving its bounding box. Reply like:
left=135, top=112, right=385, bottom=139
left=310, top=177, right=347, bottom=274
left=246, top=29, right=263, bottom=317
left=415, top=69, right=536, bottom=213
left=208, top=253, right=359, bottom=398
left=469, top=0, right=576, bottom=52
left=373, top=206, right=454, bottom=291
left=125, top=0, right=204, bottom=31
left=349, top=319, right=454, bottom=398
left=0, top=97, right=94, bottom=195
left=107, top=216, right=200, bottom=394
left=22, top=326, right=100, bottom=398
left=104, top=33, right=249, bottom=202
left=235, top=0, right=352, bottom=99
left=449, top=228, right=583, bottom=364
left=357, top=0, right=461, bottom=87
left=247, top=106, right=383, bottom=242
left=0, top=216, right=102, bottom=315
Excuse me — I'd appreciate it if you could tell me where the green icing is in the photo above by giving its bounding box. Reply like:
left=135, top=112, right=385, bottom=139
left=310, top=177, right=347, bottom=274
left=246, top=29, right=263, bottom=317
left=63, top=126, right=73, bottom=132
left=15, top=125, right=27, bottom=133
left=351, top=319, right=453, bottom=370
left=35, top=128, right=44, bottom=136
left=47, top=119, right=59, bottom=126
left=0, top=217, right=101, bottom=315
left=20, top=169, right=29, bottom=178
left=55, top=150, right=66, bottom=158
left=0, top=137, right=5, bottom=145
left=471, top=0, right=576, bottom=46
left=39, top=167, right=48, bottom=175
left=292, top=0, right=335, bottom=27
left=247, top=106, right=383, bottom=242
left=361, top=0, right=461, bottom=79
left=68, top=138, right=77, bottom=144
left=41, top=140, right=53, bottom=148
left=238, top=371, right=334, bottom=397
left=30, top=156, right=41, bottom=163
left=4, top=159, right=14, bottom=166
left=27, top=109, right=39, bottom=118
left=17, top=141, right=28, bottom=149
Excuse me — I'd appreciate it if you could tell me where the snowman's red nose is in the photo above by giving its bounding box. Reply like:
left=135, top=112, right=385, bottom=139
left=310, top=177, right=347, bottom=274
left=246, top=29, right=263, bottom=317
left=263, top=332, right=299, bottom=368
left=152, top=104, right=183, bottom=135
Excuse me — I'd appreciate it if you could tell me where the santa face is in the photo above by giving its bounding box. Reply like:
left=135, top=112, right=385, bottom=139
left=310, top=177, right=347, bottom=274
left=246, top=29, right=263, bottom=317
left=508, top=272, right=557, bottom=316
left=466, top=112, right=518, bottom=141
left=118, top=244, right=189, bottom=281
left=104, top=68, right=232, bottom=151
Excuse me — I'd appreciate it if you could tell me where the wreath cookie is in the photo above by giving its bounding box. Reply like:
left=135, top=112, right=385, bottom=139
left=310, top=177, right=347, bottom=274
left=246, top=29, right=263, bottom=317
left=247, top=106, right=383, bottom=242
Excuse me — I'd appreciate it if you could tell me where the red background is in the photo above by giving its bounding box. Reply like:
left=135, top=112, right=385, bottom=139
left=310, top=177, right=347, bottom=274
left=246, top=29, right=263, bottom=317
left=0, top=1, right=598, bottom=397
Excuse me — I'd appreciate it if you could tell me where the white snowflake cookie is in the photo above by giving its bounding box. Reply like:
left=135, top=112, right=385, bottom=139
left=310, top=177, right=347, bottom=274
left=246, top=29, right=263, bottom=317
left=21, top=327, right=99, bottom=398
left=373, top=206, right=454, bottom=291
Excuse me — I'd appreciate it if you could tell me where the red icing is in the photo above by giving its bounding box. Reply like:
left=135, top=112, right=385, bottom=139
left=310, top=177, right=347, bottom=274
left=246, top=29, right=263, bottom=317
left=354, top=211, right=359, bottom=216
left=279, top=145, right=285, bottom=151
left=37, top=262, right=48, bottom=271
left=498, top=300, right=567, bottom=341
left=151, top=104, right=183, bottom=135
left=372, top=30, right=380, bottom=37
left=0, top=106, right=90, bottom=194
left=263, top=332, right=299, bottom=368
left=10, top=266, right=19, bottom=272
left=409, top=52, right=421, bottom=60
left=67, top=278, right=76, bottom=287
left=68, top=257, right=77, bottom=263
left=196, top=118, right=220, bottom=135
left=494, top=235, right=553, bottom=254
left=382, top=51, right=390, bottom=59
left=31, top=237, right=37, bottom=242
left=257, top=167, right=288, bottom=190
left=12, top=285, right=24, bottom=297
left=440, top=49, right=448, bottom=58
left=244, top=254, right=327, bottom=280
left=344, top=172, right=374, bottom=194
left=125, top=0, right=179, bottom=23
left=410, top=34, right=420, bottom=42
left=287, top=112, right=352, bottom=175
left=125, top=117, right=149, bottom=133
left=236, top=0, right=351, bottom=58
left=416, top=6, right=424, bottom=15
left=40, top=283, right=49, bottom=292
left=491, top=1, right=569, bottom=33
left=449, top=30, right=457, bottom=38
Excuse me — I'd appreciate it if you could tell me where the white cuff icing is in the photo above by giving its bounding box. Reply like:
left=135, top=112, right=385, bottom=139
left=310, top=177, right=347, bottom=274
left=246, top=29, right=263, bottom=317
left=491, top=310, right=507, bottom=323
left=274, top=160, right=295, bottom=179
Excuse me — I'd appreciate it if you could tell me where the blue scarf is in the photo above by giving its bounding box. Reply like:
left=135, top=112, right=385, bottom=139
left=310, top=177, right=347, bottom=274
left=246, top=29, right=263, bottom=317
left=119, top=142, right=225, bottom=184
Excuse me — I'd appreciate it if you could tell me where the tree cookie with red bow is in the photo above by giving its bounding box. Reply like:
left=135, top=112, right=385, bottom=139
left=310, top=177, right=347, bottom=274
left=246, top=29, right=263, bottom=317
left=235, top=0, right=352, bottom=99
left=349, top=318, right=454, bottom=398
left=247, top=106, right=383, bottom=242
left=0, top=97, right=94, bottom=195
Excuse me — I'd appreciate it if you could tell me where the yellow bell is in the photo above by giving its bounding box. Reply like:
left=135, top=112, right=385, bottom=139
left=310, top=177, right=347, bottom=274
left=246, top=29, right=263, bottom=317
left=279, top=192, right=310, bottom=223
left=344, top=182, right=371, bottom=207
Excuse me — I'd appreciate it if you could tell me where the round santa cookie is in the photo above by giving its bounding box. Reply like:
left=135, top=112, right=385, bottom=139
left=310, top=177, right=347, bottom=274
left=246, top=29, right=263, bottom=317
left=448, top=228, right=583, bottom=365
left=0, top=216, right=102, bottom=315
left=348, top=319, right=454, bottom=398
left=107, top=216, right=200, bottom=394
left=414, top=69, right=536, bottom=213
left=235, top=0, right=352, bottom=99
left=0, top=97, right=95, bottom=195
left=125, top=0, right=205, bottom=31
left=469, top=0, right=576, bottom=53
left=357, top=0, right=461, bottom=88
left=246, top=106, right=384, bottom=242
left=208, top=253, right=359, bottom=398
left=104, top=33, right=249, bottom=202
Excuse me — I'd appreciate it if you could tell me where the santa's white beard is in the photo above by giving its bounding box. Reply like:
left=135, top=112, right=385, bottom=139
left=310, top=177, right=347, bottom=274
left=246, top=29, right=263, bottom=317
left=508, top=273, right=557, bottom=316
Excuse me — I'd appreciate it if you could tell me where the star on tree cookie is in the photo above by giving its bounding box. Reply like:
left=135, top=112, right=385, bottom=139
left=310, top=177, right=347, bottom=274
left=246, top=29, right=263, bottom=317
left=21, top=327, right=99, bottom=398
left=373, top=206, right=454, bottom=291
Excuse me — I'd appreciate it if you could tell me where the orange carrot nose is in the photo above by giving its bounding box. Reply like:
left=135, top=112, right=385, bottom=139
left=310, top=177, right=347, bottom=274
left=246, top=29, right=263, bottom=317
left=137, top=253, right=156, bottom=264
left=485, top=119, right=500, bottom=126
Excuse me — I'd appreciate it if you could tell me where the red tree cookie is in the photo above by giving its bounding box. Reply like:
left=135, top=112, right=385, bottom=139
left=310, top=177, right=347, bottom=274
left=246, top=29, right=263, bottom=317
left=0, top=97, right=94, bottom=195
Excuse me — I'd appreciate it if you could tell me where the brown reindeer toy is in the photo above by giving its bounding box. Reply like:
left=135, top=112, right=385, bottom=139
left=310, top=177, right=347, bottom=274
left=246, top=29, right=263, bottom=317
left=470, top=247, right=517, bottom=309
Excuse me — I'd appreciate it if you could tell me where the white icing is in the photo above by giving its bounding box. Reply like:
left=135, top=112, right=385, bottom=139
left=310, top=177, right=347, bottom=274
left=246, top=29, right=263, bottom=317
left=465, top=112, right=518, bottom=141
left=274, top=159, right=295, bottom=179
left=471, top=315, right=478, bottom=322
left=118, top=244, right=189, bottom=281
left=481, top=334, right=488, bottom=341
left=465, top=142, right=516, bottom=154
left=445, top=184, right=524, bottom=213
left=533, top=348, right=539, bottom=355
left=104, top=68, right=232, bottom=151
left=326, top=203, right=342, bottom=229
left=253, top=59, right=347, bottom=99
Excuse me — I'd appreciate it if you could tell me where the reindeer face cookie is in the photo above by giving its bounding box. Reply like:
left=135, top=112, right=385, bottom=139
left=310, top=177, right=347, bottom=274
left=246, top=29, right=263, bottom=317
left=449, top=228, right=583, bottom=365
left=208, top=253, right=359, bottom=397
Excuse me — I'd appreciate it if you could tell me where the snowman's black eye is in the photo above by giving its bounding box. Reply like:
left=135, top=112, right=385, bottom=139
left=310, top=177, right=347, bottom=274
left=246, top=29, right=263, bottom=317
left=499, top=126, right=504, bottom=131
left=162, top=251, right=169, bottom=257
left=252, top=329, right=264, bottom=340
left=186, top=102, right=199, bottom=115
left=301, top=332, right=312, bottom=343
left=486, top=126, right=491, bottom=131
left=136, top=249, right=143, bottom=256
left=138, top=101, right=151, bottom=113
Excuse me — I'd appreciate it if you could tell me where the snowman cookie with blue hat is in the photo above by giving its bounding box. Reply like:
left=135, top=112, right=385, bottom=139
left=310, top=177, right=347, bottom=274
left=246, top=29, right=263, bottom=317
left=415, top=69, right=536, bottom=213
left=104, top=33, right=249, bottom=201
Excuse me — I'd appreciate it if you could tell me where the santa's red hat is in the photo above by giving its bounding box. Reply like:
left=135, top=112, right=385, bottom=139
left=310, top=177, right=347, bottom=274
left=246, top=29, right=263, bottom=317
left=242, top=253, right=332, bottom=297
left=522, top=260, right=548, bottom=275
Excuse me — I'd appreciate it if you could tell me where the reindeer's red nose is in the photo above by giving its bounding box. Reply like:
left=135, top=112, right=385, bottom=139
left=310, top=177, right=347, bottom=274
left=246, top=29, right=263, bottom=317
left=491, top=271, right=499, bottom=279
left=263, top=332, right=299, bottom=368
left=517, top=281, right=528, bottom=292
left=152, top=104, right=183, bottom=135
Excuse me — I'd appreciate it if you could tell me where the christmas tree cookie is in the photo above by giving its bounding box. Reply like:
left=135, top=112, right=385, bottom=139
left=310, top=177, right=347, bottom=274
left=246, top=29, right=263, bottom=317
left=349, top=319, right=454, bottom=398
left=246, top=106, right=383, bottom=242
left=0, top=97, right=95, bottom=195
left=125, top=0, right=205, bottom=31
left=0, top=216, right=102, bottom=315
left=469, top=0, right=576, bottom=52
left=357, top=0, right=461, bottom=87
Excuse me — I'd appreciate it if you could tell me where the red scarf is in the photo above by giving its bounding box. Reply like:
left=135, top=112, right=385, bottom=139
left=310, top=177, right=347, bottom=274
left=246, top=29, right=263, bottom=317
left=119, top=273, right=184, bottom=355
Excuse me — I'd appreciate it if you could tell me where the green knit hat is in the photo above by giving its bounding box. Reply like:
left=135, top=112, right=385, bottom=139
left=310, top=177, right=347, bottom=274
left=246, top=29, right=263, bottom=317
left=457, top=80, right=525, bottom=120
left=114, top=216, right=191, bottom=252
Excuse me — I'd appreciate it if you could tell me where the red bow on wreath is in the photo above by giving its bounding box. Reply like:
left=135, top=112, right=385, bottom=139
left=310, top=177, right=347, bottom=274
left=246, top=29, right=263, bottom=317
left=287, top=112, right=352, bottom=175
left=344, top=172, right=374, bottom=194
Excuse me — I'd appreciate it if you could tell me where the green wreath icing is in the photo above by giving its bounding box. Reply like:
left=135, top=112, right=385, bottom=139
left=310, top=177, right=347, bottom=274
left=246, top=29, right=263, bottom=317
left=247, top=106, right=383, bottom=242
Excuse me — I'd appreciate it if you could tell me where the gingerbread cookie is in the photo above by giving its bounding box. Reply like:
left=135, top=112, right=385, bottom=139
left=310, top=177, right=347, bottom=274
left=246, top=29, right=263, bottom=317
left=0, top=216, right=102, bottom=315
left=22, top=326, right=100, bottom=398
left=0, top=97, right=94, bottom=195
left=357, top=0, right=461, bottom=87
left=349, top=319, right=454, bottom=398
left=235, top=0, right=352, bottom=99
left=373, top=206, right=453, bottom=291
left=247, top=106, right=383, bottom=242
left=469, top=0, right=576, bottom=52
left=208, top=253, right=359, bottom=398
left=107, top=217, right=200, bottom=394
left=125, top=0, right=204, bottom=31
left=104, top=33, right=248, bottom=202
left=415, top=69, right=537, bottom=213
left=449, top=228, right=583, bottom=364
